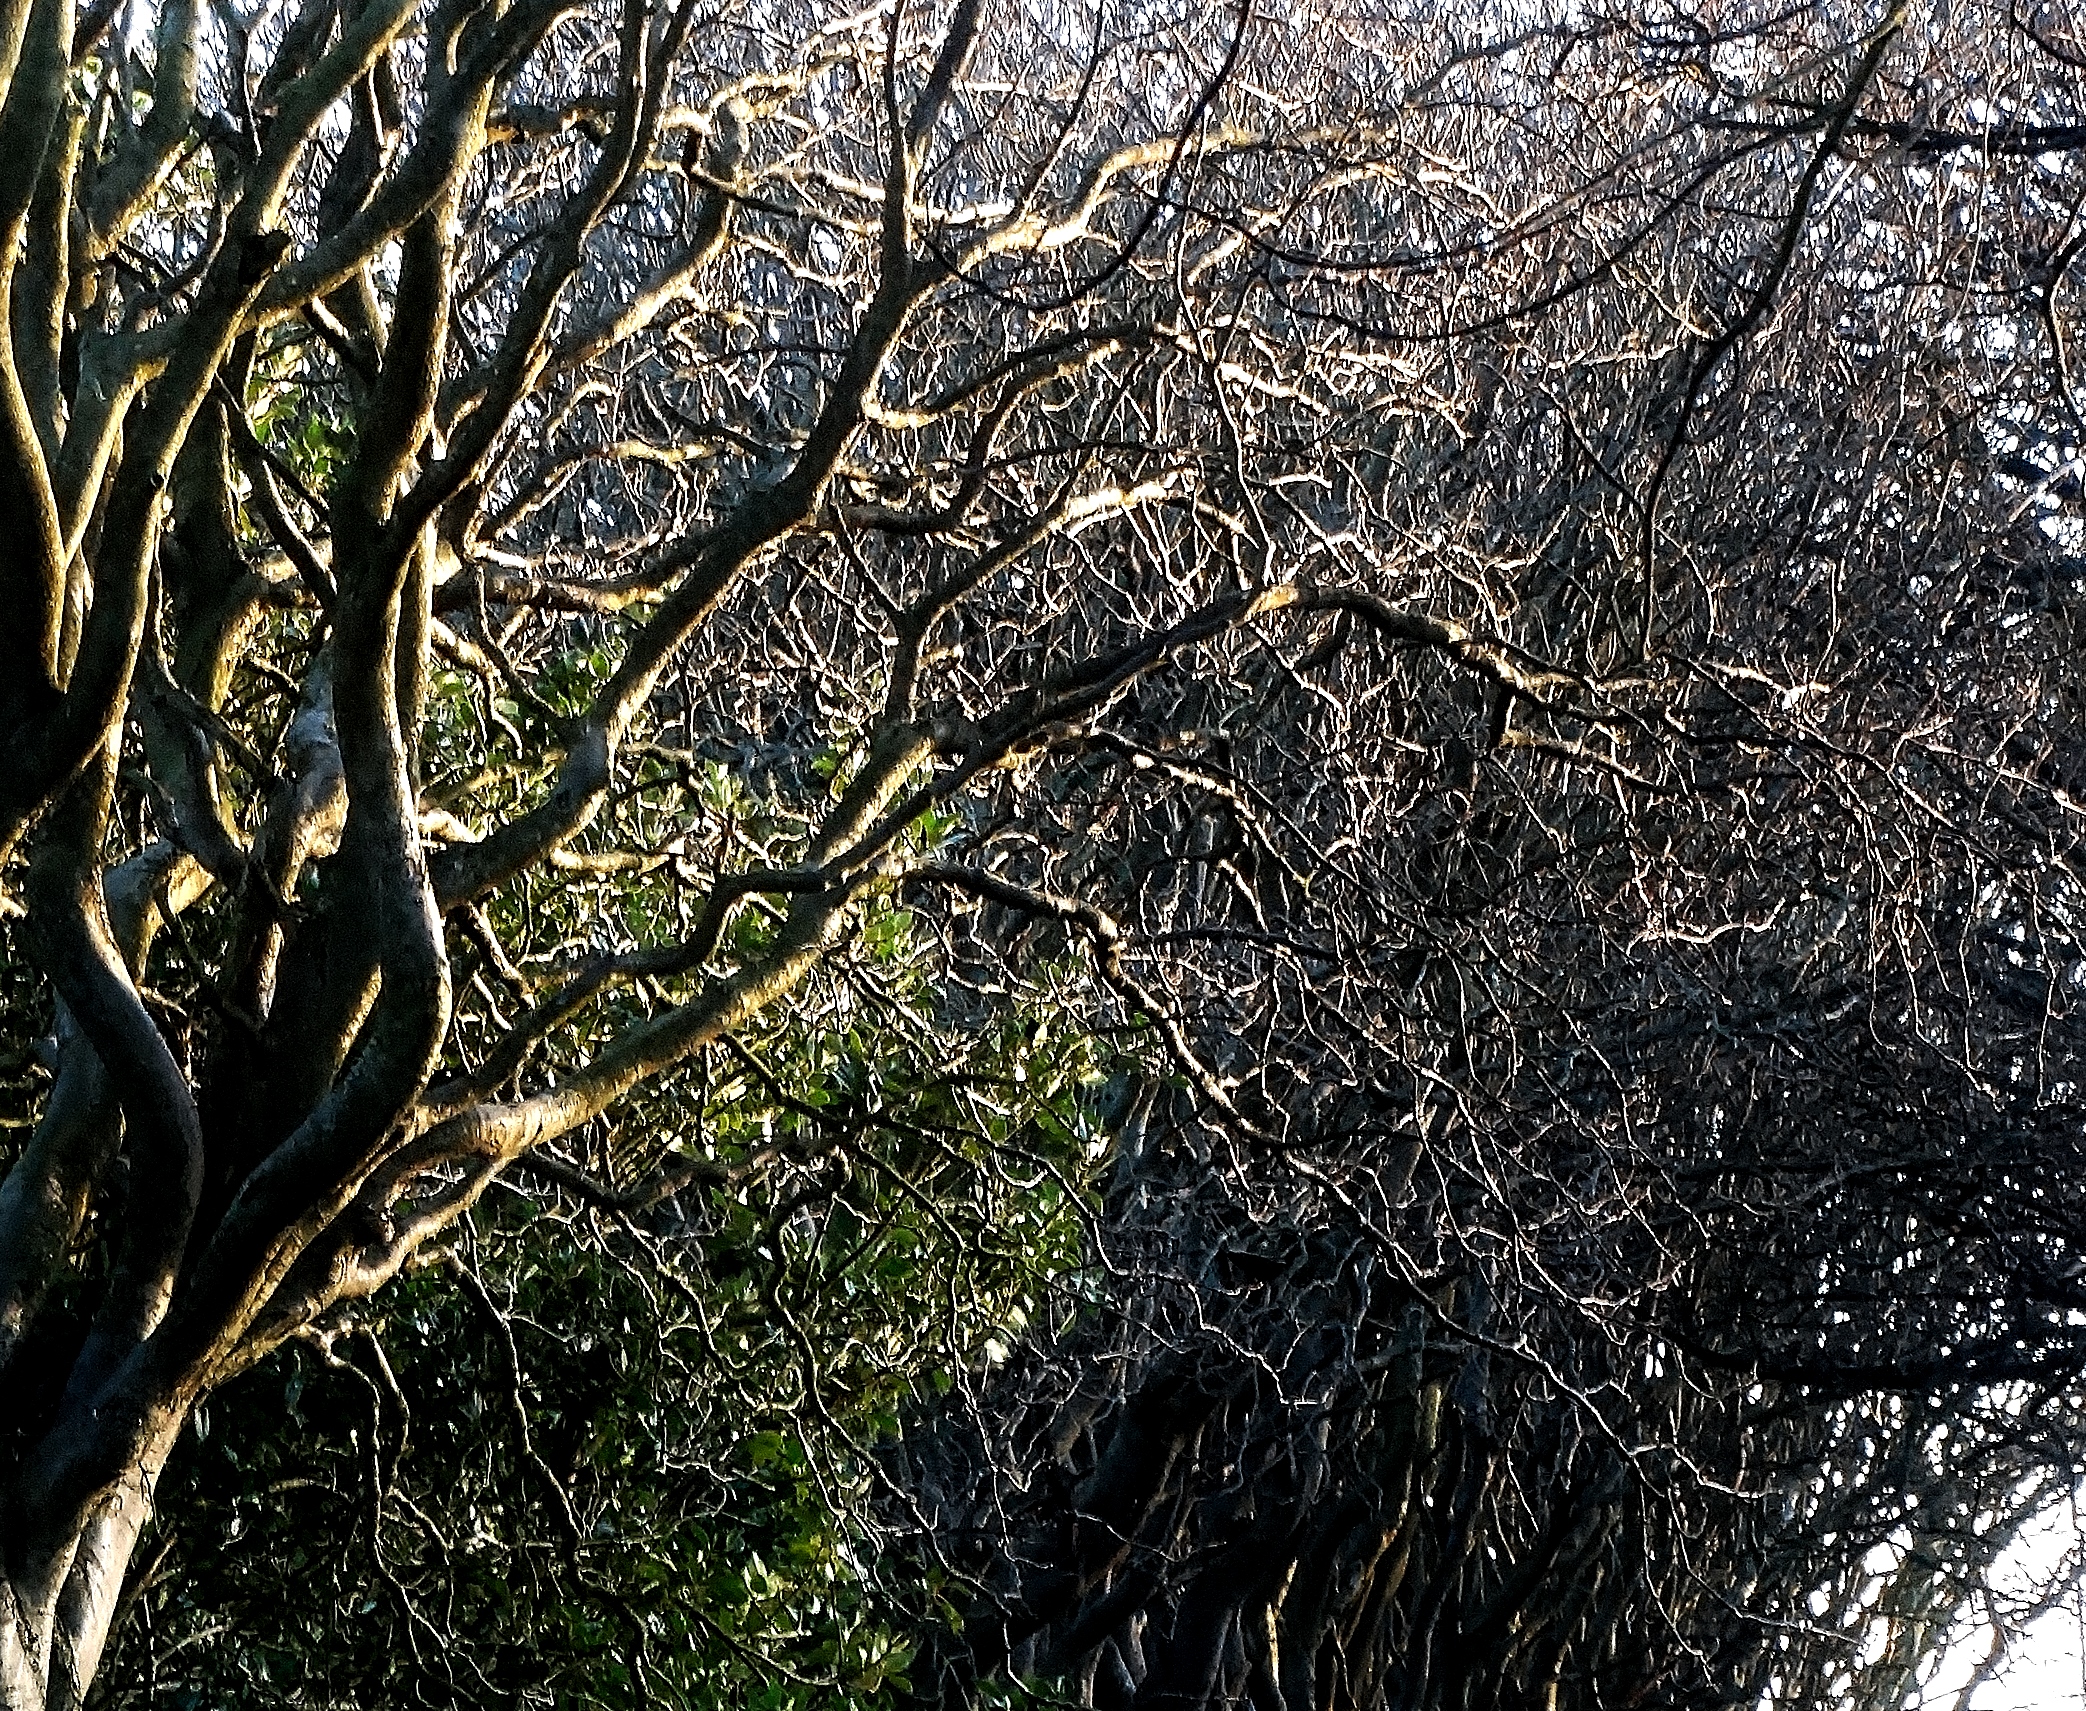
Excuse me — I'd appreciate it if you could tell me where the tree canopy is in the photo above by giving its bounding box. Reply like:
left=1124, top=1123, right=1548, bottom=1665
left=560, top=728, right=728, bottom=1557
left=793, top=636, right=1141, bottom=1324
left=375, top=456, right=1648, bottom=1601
left=1, top=0, right=2085, bottom=1705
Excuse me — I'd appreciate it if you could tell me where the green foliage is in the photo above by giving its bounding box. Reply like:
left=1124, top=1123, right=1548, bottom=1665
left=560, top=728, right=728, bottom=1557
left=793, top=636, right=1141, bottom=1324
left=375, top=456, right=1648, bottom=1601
left=98, top=952, right=1108, bottom=1708
left=245, top=348, right=358, bottom=494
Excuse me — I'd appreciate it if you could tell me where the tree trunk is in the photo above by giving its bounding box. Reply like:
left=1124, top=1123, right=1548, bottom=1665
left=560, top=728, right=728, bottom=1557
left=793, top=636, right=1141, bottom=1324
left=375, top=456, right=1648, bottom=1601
left=2, top=1426, right=171, bottom=1710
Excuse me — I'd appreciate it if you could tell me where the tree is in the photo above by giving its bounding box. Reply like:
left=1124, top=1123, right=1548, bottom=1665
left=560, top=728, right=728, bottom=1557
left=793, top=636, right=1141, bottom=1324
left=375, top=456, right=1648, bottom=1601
left=0, top=0, right=1440, bottom=1696
left=880, top=4, right=2086, bottom=1702
left=4, top=0, right=2086, bottom=1704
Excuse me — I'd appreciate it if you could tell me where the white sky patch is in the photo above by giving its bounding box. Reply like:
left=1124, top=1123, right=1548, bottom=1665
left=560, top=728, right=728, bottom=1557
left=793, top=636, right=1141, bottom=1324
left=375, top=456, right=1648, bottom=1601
left=1924, top=1498, right=2086, bottom=1711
